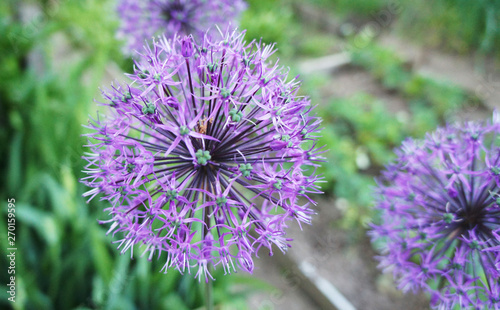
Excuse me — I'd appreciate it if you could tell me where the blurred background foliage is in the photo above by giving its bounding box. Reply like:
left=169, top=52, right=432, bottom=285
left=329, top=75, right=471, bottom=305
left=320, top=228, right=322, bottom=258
left=305, top=0, right=500, bottom=55
left=1, top=0, right=498, bottom=309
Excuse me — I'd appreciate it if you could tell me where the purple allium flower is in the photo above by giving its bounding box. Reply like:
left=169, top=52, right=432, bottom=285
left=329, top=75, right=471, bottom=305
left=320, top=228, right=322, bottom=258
left=369, top=113, right=500, bottom=309
left=82, top=29, right=324, bottom=281
left=117, top=0, right=246, bottom=54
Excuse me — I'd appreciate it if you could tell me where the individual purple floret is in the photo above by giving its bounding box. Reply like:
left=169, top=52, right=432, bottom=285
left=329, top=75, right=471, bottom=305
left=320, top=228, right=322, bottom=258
left=117, top=0, right=246, bottom=54
left=369, top=113, right=500, bottom=309
left=82, top=29, right=324, bottom=281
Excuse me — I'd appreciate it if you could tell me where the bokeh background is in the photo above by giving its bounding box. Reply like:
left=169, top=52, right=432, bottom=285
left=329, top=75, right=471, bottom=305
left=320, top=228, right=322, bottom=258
left=1, top=0, right=499, bottom=309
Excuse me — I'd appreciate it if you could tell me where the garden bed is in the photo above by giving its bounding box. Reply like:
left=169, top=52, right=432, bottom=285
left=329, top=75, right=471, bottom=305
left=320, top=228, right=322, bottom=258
left=250, top=197, right=430, bottom=310
left=248, top=2, right=495, bottom=309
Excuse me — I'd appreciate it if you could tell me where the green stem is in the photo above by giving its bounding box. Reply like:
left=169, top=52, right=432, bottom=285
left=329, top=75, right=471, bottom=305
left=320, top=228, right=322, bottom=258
left=205, top=269, right=214, bottom=310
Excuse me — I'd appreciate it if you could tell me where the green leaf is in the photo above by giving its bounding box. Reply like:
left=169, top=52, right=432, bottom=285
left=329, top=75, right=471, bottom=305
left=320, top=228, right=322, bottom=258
left=16, top=203, right=61, bottom=246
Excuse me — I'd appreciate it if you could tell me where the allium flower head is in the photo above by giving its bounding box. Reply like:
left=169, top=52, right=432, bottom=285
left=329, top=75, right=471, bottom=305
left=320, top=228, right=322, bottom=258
left=117, top=0, right=246, bottom=54
left=370, top=113, right=500, bottom=309
left=82, top=29, right=324, bottom=281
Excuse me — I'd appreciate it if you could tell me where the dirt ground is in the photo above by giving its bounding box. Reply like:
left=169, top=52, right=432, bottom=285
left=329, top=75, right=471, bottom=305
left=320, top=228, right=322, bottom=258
left=248, top=196, right=430, bottom=310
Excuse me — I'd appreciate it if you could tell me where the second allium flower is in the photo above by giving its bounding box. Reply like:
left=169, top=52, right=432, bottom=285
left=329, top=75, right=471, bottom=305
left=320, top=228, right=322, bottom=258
left=117, top=0, right=246, bottom=53
left=370, top=114, right=500, bottom=309
left=83, top=29, right=323, bottom=280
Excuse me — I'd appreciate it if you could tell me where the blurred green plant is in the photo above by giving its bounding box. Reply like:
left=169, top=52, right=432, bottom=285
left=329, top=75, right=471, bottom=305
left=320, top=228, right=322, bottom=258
left=308, top=0, right=388, bottom=17
left=0, top=1, right=266, bottom=309
left=396, top=0, right=500, bottom=55
left=305, top=0, right=500, bottom=55
left=313, top=45, right=479, bottom=229
left=241, top=0, right=338, bottom=58
left=241, top=0, right=297, bottom=56
left=310, top=38, right=482, bottom=231
left=349, top=39, right=479, bottom=133
left=315, top=94, right=409, bottom=229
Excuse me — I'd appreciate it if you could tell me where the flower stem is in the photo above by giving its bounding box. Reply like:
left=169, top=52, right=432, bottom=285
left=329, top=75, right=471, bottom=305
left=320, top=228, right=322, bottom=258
left=205, top=268, right=214, bottom=310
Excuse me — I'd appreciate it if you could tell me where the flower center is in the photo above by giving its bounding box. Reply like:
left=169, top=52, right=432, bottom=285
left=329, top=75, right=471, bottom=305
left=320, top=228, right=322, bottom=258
left=195, top=149, right=211, bottom=166
left=455, top=207, right=486, bottom=230
left=162, top=2, right=186, bottom=22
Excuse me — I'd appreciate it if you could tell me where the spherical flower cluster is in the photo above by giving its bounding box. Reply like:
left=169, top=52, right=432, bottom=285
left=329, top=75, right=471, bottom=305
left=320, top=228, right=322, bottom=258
left=117, top=0, right=246, bottom=54
left=82, top=29, right=324, bottom=281
left=370, top=114, right=500, bottom=309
